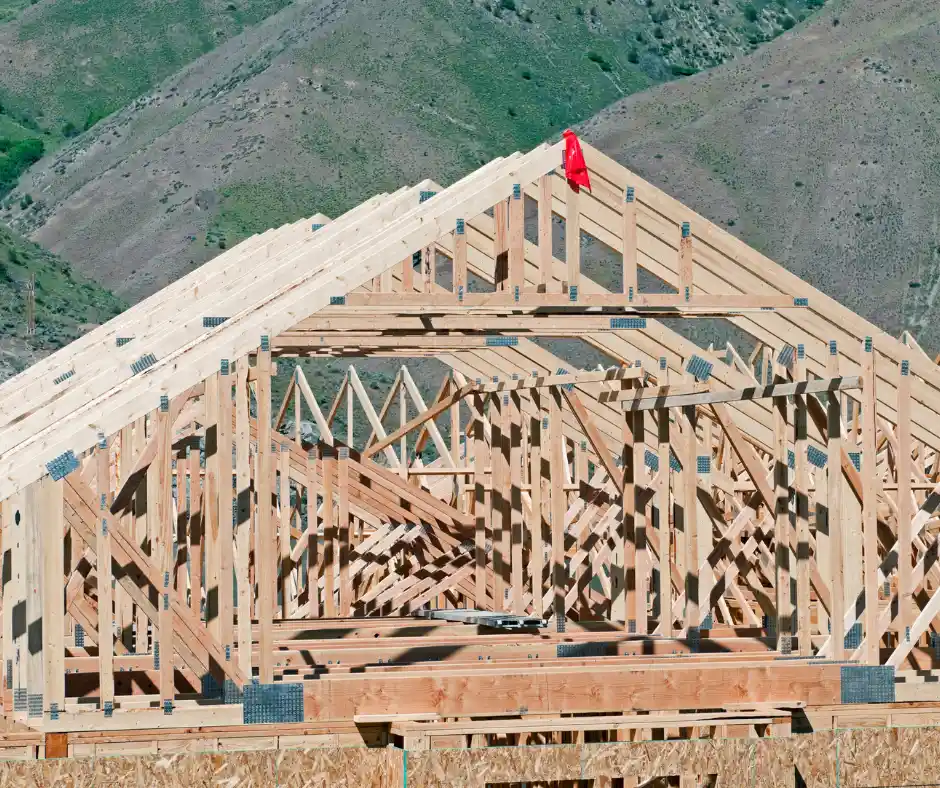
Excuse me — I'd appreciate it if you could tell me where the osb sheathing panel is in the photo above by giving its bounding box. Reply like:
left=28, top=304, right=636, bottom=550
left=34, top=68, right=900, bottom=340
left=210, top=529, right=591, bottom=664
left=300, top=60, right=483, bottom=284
left=406, top=745, right=581, bottom=788
left=0, top=752, right=280, bottom=787
left=753, top=732, right=835, bottom=788
left=1, top=729, right=939, bottom=787
left=581, top=740, right=753, bottom=787
left=275, top=747, right=403, bottom=788
left=839, top=727, right=940, bottom=788
left=0, top=756, right=94, bottom=788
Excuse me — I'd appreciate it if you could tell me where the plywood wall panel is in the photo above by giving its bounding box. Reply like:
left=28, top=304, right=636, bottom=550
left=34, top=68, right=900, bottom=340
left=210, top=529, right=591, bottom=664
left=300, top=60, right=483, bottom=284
left=276, top=747, right=402, bottom=788
left=582, top=740, right=753, bottom=788
left=753, top=732, right=834, bottom=788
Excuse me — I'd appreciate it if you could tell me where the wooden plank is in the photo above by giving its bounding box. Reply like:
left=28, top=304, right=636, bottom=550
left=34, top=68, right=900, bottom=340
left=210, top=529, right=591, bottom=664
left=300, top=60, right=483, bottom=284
left=279, top=445, right=292, bottom=619
left=305, top=447, right=319, bottom=618
left=322, top=447, right=336, bottom=618
left=499, top=393, right=512, bottom=612
left=634, top=409, right=648, bottom=635
left=218, top=363, right=235, bottom=653
left=108, top=387, right=200, bottom=515
left=619, top=403, right=635, bottom=629
left=295, top=368, right=334, bottom=443
left=96, top=440, right=114, bottom=712
left=509, top=184, right=525, bottom=294
left=550, top=388, right=566, bottom=627
left=827, top=342, right=845, bottom=661
left=117, top=426, right=134, bottom=650
left=174, top=451, right=189, bottom=606
left=538, top=174, right=553, bottom=292
left=450, top=376, right=464, bottom=518
left=472, top=394, right=487, bottom=609
left=623, top=187, right=637, bottom=298
left=302, top=662, right=843, bottom=720
left=898, top=356, right=913, bottom=645
left=860, top=338, right=879, bottom=664
left=510, top=391, right=524, bottom=614
left=273, top=375, right=296, bottom=433
left=7, top=489, right=24, bottom=712
left=494, top=198, right=508, bottom=291
left=490, top=393, right=506, bottom=611
left=678, top=222, right=693, bottom=300
left=0, top=499, right=8, bottom=712
left=347, top=368, right=400, bottom=469
left=401, top=368, right=457, bottom=468
left=234, top=359, right=252, bottom=675
left=399, top=383, right=407, bottom=481
left=204, top=373, right=220, bottom=640
left=562, top=387, right=623, bottom=494
left=154, top=403, right=174, bottom=708
left=289, top=372, right=302, bottom=453
left=423, top=245, right=434, bottom=294
left=683, top=405, right=698, bottom=630
left=38, top=475, right=64, bottom=717
left=566, top=181, right=580, bottom=295
left=257, top=344, right=275, bottom=683
left=794, top=347, right=811, bottom=656
left=529, top=392, right=544, bottom=618
left=453, top=224, right=467, bottom=300
left=401, top=255, right=413, bottom=293
left=188, top=442, right=203, bottom=621
left=657, top=407, right=671, bottom=637
left=774, top=383, right=791, bottom=651
left=619, top=377, right=861, bottom=411
left=338, top=447, right=351, bottom=617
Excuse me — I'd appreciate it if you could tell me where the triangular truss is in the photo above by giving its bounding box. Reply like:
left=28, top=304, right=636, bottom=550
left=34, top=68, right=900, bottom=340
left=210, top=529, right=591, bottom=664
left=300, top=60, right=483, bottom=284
left=0, top=138, right=937, bottom=734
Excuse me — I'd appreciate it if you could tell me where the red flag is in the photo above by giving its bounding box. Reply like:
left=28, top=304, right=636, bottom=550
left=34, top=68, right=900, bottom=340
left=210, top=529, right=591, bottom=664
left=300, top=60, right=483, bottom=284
left=562, top=129, right=591, bottom=192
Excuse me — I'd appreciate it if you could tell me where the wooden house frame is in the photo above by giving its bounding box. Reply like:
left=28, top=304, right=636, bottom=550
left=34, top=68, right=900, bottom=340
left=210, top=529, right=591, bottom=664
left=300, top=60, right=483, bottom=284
left=0, top=138, right=938, bottom=785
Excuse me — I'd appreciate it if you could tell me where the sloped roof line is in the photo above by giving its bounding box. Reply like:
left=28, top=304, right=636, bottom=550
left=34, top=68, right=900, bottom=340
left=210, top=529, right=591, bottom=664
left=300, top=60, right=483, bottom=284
left=576, top=142, right=940, bottom=446
left=0, top=156, right=515, bottom=458
left=0, top=143, right=562, bottom=500
left=0, top=187, right=425, bottom=457
left=0, top=182, right=427, bottom=448
left=0, top=211, right=326, bottom=412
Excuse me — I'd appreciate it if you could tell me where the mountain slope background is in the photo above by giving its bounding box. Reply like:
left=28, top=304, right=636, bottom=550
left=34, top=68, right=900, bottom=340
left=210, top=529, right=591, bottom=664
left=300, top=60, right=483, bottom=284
left=0, top=223, right=125, bottom=379
left=581, top=0, right=940, bottom=351
left=1, top=0, right=825, bottom=299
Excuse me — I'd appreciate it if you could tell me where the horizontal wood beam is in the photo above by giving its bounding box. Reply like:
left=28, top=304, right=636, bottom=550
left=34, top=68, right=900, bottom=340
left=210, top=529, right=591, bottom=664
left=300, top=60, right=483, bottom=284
left=619, top=376, right=861, bottom=411
left=303, top=661, right=843, bottom=720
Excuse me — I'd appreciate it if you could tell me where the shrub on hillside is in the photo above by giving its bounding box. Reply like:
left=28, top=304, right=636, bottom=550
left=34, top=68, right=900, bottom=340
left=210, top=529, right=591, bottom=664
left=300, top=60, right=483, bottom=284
left=0, top=138, right=44, bottom=197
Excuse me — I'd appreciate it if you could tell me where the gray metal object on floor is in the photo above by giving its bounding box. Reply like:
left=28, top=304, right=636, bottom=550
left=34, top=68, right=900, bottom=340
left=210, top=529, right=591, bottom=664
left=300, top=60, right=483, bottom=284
left=414, top=608, right=547, bottom=630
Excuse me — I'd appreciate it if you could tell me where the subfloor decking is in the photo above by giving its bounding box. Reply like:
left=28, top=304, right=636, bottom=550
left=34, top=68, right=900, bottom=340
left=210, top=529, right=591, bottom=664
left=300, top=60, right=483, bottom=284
left=0, top=726, right=937, bottom=787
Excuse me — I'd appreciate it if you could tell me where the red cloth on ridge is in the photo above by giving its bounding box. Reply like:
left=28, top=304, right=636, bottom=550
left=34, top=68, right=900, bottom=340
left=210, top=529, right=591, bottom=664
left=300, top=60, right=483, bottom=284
left=562, top=129, right=591, bottom=192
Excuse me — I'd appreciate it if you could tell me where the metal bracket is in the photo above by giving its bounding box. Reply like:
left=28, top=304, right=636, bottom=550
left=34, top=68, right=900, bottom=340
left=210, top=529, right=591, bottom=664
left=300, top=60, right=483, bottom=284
left=130, top=353, right=157, bottom=375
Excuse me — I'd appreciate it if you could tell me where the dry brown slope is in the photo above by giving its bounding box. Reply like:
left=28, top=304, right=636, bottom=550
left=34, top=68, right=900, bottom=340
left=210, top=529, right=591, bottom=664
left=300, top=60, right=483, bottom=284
left=3, top=0, right=828, bottom=302
left=582, top=0, right=940, bottom=352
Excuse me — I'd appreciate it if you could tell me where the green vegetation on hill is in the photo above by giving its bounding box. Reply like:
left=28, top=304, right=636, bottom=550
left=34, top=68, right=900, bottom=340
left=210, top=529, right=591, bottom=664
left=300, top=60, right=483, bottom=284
left=0, top=224, right=125, bottom=377
left=0, top=0, right=31, bottom=25
left=0, top=0, right=294, bottom=142
left=580, top=0, right=940, bottom=352
left=0, top=0, right=829, bottom=305
left=0, top=135, right=42, bottom=199
left=210, top=0, right=829, bottom=247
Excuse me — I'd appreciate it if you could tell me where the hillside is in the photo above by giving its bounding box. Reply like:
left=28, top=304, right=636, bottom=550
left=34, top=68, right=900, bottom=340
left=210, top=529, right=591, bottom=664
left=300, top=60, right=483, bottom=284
left=0, top=0, right=294, bottom=140
left=580, top=0, right=940, bottom=351
left=0, top=223, right=125, bottom=380
left=1, top=0, right=827, bottom=300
